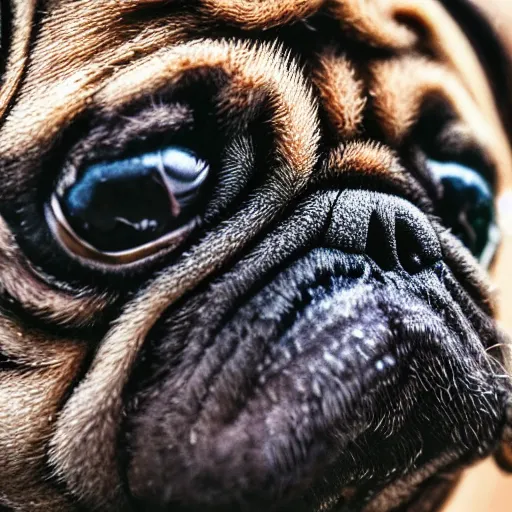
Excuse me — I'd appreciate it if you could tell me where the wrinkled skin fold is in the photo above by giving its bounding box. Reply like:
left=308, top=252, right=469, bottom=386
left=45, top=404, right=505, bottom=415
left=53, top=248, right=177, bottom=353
left=0, top=1, right=512, bottom=511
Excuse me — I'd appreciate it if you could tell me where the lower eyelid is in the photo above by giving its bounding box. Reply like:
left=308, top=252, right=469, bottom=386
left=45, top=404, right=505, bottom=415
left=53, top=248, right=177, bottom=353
left=46, top=194, right=199, bottom=267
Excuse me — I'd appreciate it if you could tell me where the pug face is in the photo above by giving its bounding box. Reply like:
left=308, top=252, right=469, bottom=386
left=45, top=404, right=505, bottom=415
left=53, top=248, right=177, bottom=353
left=1, top=0, right=512, bottom=511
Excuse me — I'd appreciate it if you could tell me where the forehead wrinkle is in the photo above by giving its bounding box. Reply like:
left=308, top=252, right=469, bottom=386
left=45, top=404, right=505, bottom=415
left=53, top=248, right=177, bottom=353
left=327, top=0, right=416, bottom=49
left=0, top=217, right=111, bottom=327
left=0, top=0, right=37, bottom=121
left=187, top=0, right=417, bottom=48
left=200, top=0, right=324, bottom=29
left=108, top=0, right=416, bottom=49
left=392, top=0, right=499, bottom=127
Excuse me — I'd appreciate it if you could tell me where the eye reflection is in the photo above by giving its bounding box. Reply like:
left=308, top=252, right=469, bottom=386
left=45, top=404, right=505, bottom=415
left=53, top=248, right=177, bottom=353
left=428, top=159, right=499, bottom=267
left=49, top=146, right=210, bottom=262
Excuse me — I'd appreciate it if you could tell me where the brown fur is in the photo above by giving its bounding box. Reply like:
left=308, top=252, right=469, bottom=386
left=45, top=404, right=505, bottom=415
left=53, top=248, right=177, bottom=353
left=0, top=1, right=511, bottom=510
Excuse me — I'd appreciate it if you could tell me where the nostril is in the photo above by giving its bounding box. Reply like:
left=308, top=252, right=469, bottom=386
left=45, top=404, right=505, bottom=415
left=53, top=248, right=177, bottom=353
left=365, top=210, right=395, bottom=271
left=395, top=217, right=429, bottom=274
left=363, top=195, right=441, bottom=274
left=329, top=190, right=441, bottom=274
left=393, top=201, right=442, bottom=274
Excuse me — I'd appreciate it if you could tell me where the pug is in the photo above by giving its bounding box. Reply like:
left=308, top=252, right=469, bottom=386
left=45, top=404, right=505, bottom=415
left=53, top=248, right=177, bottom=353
left=0, top=0, right=512, bottom=511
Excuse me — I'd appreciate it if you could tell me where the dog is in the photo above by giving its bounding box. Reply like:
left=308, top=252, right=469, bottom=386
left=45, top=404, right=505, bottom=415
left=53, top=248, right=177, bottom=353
left=1, top=0, right=512, bottom=510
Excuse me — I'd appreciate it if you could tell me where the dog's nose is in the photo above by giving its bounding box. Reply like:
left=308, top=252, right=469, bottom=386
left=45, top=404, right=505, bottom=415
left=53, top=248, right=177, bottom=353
left=326, top=190, right=442, bottom=273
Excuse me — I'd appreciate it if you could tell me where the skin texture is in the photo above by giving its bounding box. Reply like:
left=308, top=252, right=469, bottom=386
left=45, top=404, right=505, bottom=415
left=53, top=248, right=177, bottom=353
left=0, top=0, right=512, bottom=511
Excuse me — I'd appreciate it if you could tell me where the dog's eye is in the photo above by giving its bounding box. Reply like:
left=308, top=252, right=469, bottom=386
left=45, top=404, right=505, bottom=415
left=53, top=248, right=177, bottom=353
left=48, top=146, right=210, bottom=263
left=428, top=159, right=499, bottom=266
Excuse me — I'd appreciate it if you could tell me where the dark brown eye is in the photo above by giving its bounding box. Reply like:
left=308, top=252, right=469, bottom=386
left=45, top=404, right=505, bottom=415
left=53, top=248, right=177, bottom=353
left=48, top=146, right=210, bottom=264
left=428, top=159, right=499, bottom=267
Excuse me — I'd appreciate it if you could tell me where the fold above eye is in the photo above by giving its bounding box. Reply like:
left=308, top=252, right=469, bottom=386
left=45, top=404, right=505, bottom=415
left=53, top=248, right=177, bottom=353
left=427, top=159, right=499, bottom=267
left=48, top=146, right=210, bottom=263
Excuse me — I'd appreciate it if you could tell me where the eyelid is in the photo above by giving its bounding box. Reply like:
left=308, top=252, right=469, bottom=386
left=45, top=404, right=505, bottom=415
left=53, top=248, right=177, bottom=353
left=54, top=103, right=196, bottom=197
left=46, top=194, right=199, bottom=266
left=416, top=115, right=498, bottom=192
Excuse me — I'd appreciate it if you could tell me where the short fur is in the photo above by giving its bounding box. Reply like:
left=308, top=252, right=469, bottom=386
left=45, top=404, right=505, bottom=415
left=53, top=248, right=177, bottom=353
left=0, top=1, right=512, bottom=511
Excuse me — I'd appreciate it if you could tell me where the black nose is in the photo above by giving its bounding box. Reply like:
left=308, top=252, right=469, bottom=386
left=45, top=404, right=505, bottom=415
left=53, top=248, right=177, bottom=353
left=325, top=190, right=441, bottom=274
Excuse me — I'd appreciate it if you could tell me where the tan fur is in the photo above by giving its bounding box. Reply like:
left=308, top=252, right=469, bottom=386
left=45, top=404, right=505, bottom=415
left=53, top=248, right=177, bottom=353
left=199, top=0, right=324, bottom=29
left=0, top=0, right=510, bottom=510
left=0, top=218, right=110, bottom=326
left=369, top=57, right=503, bottom=162
left=0, top=0, right=35, bottom=120
left=313, top=50, right=366, bottom=140
left=95, top=40, right=320, bottom=176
